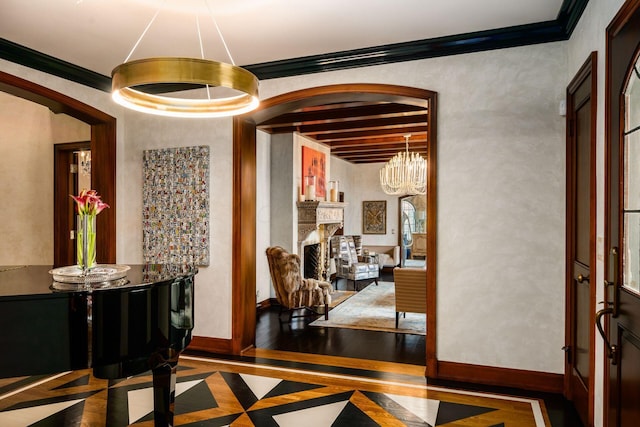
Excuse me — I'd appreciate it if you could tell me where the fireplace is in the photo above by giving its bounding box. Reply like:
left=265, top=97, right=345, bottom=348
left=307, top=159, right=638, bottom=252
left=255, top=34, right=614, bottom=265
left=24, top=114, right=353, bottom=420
left=303, top=243, right=321, bottom=279
left=297, top=201, right=345, bottom=280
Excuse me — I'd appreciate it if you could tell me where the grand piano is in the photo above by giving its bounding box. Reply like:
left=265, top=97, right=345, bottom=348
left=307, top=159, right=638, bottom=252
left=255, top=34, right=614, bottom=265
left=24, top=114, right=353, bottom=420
left=0, top=264, right=196, bottom=426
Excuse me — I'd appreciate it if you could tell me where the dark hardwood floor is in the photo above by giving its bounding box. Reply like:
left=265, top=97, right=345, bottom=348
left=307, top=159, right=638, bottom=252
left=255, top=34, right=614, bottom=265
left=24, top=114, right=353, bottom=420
left=255, top=270, right=426, bottom=366
left=255, top=305, right=426, bottom=365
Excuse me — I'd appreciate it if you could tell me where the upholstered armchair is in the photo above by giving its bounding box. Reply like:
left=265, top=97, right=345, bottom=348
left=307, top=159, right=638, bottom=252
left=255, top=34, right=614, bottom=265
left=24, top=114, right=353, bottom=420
left=393, top=267, right=427, bottom=328
left=266, top=246, right=333, bottom=322
left=332, top=236, right=379, bottom=291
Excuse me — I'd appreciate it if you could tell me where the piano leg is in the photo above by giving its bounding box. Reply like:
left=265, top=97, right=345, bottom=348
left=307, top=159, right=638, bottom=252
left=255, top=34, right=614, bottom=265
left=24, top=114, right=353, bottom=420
left=151, top=351, right=179, bottom=427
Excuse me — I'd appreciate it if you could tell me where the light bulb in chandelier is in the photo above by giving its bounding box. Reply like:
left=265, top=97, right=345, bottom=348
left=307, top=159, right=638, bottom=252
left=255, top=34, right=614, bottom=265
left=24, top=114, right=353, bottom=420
left=379, top=134, right=427, bottom=195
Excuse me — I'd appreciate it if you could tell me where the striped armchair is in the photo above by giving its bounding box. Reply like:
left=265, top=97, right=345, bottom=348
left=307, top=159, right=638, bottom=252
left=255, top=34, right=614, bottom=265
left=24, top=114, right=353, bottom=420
left=393, top=267, right=427, bottom=328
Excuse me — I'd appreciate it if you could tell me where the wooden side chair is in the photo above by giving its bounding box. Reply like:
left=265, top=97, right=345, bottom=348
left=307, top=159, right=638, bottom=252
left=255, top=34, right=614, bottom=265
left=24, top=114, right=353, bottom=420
left=393, top=267, right=427, bottom=328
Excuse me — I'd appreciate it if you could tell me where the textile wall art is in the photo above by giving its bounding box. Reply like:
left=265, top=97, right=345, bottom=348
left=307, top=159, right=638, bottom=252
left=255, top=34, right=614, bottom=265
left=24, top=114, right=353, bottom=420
left=363, top=200, right=387, bottom=234
left=143, top=145, right=210, bottom=266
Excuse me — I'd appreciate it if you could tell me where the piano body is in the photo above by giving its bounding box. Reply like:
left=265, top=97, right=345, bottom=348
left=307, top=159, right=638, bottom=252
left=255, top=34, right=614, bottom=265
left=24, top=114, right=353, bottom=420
left=0, top=264, right=196, bottom=426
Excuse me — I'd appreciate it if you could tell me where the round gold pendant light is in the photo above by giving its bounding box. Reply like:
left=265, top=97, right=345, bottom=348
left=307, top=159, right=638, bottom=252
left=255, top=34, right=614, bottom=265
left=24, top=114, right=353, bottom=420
left=111, top=1, right=259, bottom=118
left=112, top=57, right=259, bottom=118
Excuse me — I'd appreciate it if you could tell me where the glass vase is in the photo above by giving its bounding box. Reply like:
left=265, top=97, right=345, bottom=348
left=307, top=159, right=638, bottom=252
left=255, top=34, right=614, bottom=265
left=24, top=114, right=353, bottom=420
left=77, top=214, right=97, bottom=271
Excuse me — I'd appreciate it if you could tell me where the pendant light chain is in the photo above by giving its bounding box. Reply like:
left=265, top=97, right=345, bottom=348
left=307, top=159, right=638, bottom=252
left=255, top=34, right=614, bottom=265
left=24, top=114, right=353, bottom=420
left=123, top=0, right=167, bottom=63
left=205, top=0, right=236, bottom=66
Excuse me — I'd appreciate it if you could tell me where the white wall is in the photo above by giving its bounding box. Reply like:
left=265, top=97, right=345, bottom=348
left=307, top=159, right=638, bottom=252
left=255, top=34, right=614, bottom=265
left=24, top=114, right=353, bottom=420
left=566, top=0, right=626, bottom=425
left=256, top=129, right=271, bottom=302
left=1, top=37, right=567, bottom=373
left=0, top=91, right=89, bottom=264
left=120, top=112, right=234, bottom=339
left=258, top=42, right=568, bottom=374
left=330, top=160, right=402, bottom=246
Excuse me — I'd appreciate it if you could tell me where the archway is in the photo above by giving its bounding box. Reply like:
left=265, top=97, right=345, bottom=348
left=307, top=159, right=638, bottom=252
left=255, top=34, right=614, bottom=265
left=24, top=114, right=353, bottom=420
left=0, top=71, right=116, bottom=265
left=231, top=84, right=437, bottom=373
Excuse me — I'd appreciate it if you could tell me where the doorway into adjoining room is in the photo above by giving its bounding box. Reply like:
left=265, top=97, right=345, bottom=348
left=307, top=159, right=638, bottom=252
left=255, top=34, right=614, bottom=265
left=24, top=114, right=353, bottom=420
left=232, top=84, right=436, bottom=371
left=400, top=194, right=427, bottom=268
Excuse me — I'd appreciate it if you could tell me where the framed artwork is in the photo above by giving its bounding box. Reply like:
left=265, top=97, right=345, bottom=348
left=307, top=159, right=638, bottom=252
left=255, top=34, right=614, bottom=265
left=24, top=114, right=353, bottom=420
left=301, top=146, right=326, bottom=199
left=363, top=200, right=387, bottom=234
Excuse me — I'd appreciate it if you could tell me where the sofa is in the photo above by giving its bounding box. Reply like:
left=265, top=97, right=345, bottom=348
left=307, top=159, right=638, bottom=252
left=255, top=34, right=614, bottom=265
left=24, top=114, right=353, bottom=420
left=362, top=245, right=401, bottom=270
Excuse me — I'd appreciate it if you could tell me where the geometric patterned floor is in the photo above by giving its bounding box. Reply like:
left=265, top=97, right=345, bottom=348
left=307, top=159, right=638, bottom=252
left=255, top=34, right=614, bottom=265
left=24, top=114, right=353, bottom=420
left=0, top=356, right=549, bottom=426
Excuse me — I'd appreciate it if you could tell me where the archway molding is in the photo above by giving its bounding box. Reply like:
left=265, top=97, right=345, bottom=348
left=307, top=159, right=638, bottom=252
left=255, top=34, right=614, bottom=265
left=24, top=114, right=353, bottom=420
left=229, top=83, right=437, bottom=374
left=0, top=70, right=116, bottom=265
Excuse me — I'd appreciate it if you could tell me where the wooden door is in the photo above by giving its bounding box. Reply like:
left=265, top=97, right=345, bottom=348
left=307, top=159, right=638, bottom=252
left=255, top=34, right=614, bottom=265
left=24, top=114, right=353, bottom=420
left=53, top=142, right=90, bottom=267
left=565, top=52, right=597, bottom=427
left=604, top=1, right=640, bottom=425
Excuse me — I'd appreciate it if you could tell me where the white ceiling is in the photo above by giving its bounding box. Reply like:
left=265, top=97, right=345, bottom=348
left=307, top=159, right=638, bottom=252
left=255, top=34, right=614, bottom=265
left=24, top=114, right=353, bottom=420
left=1, top=0, right=564, bottom=77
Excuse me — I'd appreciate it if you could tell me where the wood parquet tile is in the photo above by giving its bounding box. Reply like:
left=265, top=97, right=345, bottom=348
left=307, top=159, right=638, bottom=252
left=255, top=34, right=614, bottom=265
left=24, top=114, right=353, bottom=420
left=0, top=354, right=552, bottom=426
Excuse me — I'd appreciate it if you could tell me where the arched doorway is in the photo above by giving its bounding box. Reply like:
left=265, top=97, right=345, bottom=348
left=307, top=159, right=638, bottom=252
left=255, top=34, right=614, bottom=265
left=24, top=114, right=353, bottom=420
left=0, top=71, right=116, bottom=266
left=231, top=84, right=437, bottom=373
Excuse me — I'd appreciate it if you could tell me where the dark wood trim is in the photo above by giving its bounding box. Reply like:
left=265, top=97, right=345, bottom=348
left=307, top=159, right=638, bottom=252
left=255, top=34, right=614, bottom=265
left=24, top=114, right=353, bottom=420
left=564, top=51, right=597, bottom=426
left=0, top=70, right=116, bottom=266
left=604, top=2, right=640, bottom=425
left=0, top=0, right=588, bottom=89
left=0, top=38, right=111, bottom=91
left=232, top=84, right=437, bottom=373
left=188, top=336, right=233, bottom=354
left=232, top=116, right=258, bottom=354
left=91, top=121, right=117, bottom=264
left=257, top=298, right=273, bottom=311
left=426, top=92, right=438, bottom=378
left=435, top=361, right=564, bottom=394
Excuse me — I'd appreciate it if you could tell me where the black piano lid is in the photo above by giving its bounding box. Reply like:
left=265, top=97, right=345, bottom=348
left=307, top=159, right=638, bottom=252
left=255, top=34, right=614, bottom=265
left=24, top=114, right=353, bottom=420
left=0, top=264, right=198, bottom=300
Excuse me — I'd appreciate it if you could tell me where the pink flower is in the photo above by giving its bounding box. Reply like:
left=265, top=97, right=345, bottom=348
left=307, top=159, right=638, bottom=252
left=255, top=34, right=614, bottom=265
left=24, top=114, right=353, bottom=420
left=71, top=189, right=110, bottom=216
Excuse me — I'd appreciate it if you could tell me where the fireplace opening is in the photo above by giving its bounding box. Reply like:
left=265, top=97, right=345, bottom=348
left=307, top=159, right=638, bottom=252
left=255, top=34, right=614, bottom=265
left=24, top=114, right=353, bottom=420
left=303, top=243, right=321, bottom=280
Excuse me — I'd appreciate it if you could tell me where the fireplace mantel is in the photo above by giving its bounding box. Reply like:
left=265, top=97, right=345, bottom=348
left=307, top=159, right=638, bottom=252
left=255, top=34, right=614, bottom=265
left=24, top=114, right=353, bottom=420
left=297, top=201, right=346, bottom=280
left=297, top=201, right=346, bottom=243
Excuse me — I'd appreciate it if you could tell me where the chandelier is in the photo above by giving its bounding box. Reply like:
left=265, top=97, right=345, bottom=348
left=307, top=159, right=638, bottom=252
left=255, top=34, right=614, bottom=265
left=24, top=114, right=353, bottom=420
left=111, top=2, right=259, bottom=118
left=379, top=134, right=427, bottom=195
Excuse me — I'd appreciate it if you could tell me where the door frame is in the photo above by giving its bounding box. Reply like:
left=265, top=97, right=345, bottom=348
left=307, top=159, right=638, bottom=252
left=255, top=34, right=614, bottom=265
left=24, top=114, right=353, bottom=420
left=564, top=51, right=597, bottom=426
left=604, top=0, right=640, bottom=424
left=230, top=84, right=438, bottom=373
left=53, top=141, right=91, bottom=267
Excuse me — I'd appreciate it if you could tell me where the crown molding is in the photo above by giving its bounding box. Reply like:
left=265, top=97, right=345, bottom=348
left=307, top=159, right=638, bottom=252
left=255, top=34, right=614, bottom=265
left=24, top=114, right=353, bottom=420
left=0, top=38, right=112, bottom=92
left=0, top=0, right=588, bottom=92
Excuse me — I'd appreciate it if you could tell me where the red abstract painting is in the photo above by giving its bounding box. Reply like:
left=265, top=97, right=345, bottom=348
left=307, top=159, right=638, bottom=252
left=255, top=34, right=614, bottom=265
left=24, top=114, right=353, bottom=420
left=301, top=146, right=326, bottom=198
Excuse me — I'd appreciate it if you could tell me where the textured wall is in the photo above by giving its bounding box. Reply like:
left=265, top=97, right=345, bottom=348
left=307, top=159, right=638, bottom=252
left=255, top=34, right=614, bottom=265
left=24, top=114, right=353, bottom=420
left=256, top=130, right=272, bottom=302
left=120, top=113, right=234, bottom=339
left=0, top=92, right=88, bottom=264
left=260, top=42, right=567, bottom=373
left=330, top=159, right=402, bottom=246
left=1, top=39, right=568, bottom=372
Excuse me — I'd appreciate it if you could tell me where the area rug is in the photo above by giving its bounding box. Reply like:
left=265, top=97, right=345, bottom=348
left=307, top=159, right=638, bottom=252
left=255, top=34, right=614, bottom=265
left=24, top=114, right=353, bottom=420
left=310, top=281, right=426, bottom=335
left=329, top=290, right=356, bottom=308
